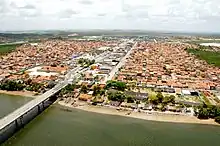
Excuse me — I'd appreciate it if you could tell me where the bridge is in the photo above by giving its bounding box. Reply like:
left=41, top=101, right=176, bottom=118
left=0, top=51, right=109, bottom=143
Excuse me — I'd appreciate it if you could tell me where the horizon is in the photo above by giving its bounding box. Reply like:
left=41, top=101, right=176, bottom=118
left=1, top=0, right=220, bottom=33
left=1, top=29, right=220, bottom=35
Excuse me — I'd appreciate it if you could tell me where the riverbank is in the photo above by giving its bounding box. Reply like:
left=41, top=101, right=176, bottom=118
left=58, top=101, right=218, bottom=126
left=0, top=90, right=36, bottom=98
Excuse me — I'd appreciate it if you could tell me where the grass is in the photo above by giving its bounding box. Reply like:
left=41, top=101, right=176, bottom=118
left=187, top=48, right=220, bottom=67
left=185, top=40, right=220, bottom=44
left=0, top=44, right=21, bottom=55
left=201, top=95, right=212, bottom=105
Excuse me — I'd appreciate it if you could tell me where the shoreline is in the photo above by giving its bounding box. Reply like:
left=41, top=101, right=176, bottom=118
left=58, top=101, right=219, bottom=126
left=0, top=90, right=36, bottom=98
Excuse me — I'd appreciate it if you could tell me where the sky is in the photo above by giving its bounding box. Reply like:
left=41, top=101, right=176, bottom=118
left=0, top=0, right=220, bottom=32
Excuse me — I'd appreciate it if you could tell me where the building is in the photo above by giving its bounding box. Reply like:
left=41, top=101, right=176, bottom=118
left=124, top=91, right=148, bottom=100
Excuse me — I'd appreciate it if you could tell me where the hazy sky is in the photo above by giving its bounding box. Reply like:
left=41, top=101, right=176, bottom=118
left=0, top=0, right=220, bottom=32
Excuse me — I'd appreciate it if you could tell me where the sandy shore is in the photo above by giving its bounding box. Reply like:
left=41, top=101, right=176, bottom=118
left=0, top=90, right=36, bottom=98
left=58, top=101, right=218, bottom=126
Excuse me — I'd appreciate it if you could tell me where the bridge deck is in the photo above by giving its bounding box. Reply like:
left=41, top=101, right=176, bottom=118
left=0, top=82, right=67, bottom=130
left=0, top=45, right=127, bottom=131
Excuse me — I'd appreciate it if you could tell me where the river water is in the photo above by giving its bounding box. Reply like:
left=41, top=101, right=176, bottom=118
left=1, top=94, right=220, bottom=146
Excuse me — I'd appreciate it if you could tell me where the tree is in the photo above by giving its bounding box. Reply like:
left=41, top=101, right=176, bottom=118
left=100, top=89, right=106, bottom=96
left=47, top=81, right=56, bottom=89
left=197, top=107, right=209, bottom=119
left=207, top=105, right=217, bottom=118
left=25, top=78, right=32, bottom=85
left=214, top=116, right=220, bottom=124
left=94, top=76, right=99, bottom=82
left=136, top=100, right=140, bottom=105
left=156, top=92, right=164, bottom=103
left=91, top=59, right=95, bottom=64
left=149, top=95, right=159, bottom=105
left=126, top=96, right=134, bottom=103
left=163, top=95, right=175, bottom=104
left=81, top=85, right=88, bottom=93
left=108, top=91, right=126, bottom=102
left=106, top=80, right=126, bottom=91
left=92, top=85, right=101, bottom=96
left=159, top=104, right=166, bottom=112
left=0, top=80, right=25, bottom=91
left=78, top=58, right=84, bottom=64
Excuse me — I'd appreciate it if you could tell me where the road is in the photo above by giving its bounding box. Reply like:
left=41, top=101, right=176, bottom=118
left=106, top=42, right=137, bottom=81
left=0, top=48, right=121, bottom=130
left=0, top=65, right=83, bottom=130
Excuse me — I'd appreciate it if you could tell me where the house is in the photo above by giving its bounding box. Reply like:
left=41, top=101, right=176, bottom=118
left=78, top=94, right=92, bottom=101
left=154, top=86, right=175, bottom=93
left=143, top=104, right=153, bottom=110
left=124, top=91, right=148, bottom=100
left=109, top=101, right=121, bottom=107
left=99, top=65, right=112, bottom=74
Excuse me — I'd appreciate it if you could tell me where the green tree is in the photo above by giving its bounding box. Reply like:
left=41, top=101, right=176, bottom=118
left=108, top=91, right=126, bottom=102
left=100, top=89, right=106, bottom=96
left=91, top=59, right=95, bottom=64
left=163, top=95, right=175, bottom=104
left=149, top=95, right=159, bottom=105
left=106, top=80, right=126, bottom=91
left=214, top=116, right=220, bottom=124
left=197, top=107, right=209, bottom=119
left=81, top=85, right=88, bottom=94
left=156, top=92, right=164, bottom=103
left=126, top=96, right=134, bottom=103
left=92, top=85, right=101, bottom=96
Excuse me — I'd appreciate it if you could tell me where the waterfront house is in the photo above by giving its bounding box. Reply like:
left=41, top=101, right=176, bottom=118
left=124, top=91, right=148, bottom=101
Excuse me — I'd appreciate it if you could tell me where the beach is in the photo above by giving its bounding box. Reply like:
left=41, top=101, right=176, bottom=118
left=58, top=101, right=218, bottom=126
left=0, top=90, right=36, bottom=98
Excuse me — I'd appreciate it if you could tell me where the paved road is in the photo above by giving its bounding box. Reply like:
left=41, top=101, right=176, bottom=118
left=0, top=51, right=110, bottom=130
left=106, top=42, right=137, bottom=82
left=0, top=66, right=83, bottom=130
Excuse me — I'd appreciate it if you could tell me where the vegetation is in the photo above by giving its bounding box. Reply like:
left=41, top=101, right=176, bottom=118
left=163, top=95, right=175, bottom=104
left=92, top=85, right=101, bottom=96
left=60, top=84, right=76, bottom=95
left=149, top=92, right=175, bottom=106
left=126, top=95, right=135, bottom=103
left=187, top=48, right=220, bottom=67
left=26, top=82, right=44, bottom=92
left=77, top=58, right=95, bottom=67
left=106, top=80, right=126, bottom=91
left=0, top=80, right=25, bottom=91
left=0, top=44, right=21, bottom=55
left=195, top=104, right=220, bottom=123
left=0, top=78, right=50, bottom=93
left=214, top=116, right=220, bottom=124
left=201, top=94, right=211, bottom=105
left=186, top=40, right=220, bottom=44
left=107, top=91, right=126, bottom=102
left=80, top=85, right=89, bottom=93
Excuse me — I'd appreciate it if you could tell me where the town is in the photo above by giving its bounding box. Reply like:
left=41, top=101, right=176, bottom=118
left=0, top=37, right=220, bottom=124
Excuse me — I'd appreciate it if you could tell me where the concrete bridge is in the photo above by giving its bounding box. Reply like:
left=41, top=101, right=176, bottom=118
left=0, top=50, right=112, bottom=144
left=0, top=42, right=130, bottom=144
left=0, top=66, right=86, bottom=143
left=0, top=82, right=68, bottom=143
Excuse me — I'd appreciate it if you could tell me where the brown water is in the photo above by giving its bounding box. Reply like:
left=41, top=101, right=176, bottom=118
left=1, top=103, right=220, bottom=146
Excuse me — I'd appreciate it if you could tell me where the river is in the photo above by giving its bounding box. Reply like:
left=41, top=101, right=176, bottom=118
left=1, top=94, right=220, bottom=146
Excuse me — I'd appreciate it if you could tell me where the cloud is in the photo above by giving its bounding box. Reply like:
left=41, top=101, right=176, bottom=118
left=97, top=13, right=107, bottom=17
left=21, top=4, right=36, bottom=10
left=78, top=0, right=93, bottom=5
left=59, top=9, right=79, bottom=18
left=0, top=0, right=220, bottom=32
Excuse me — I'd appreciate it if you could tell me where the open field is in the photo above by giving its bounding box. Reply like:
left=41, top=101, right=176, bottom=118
left=0, top=44, right=21, bottom=55
left=187, top=48, right=220, bottom=67
left=186, top=40, right=220, bottom=44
